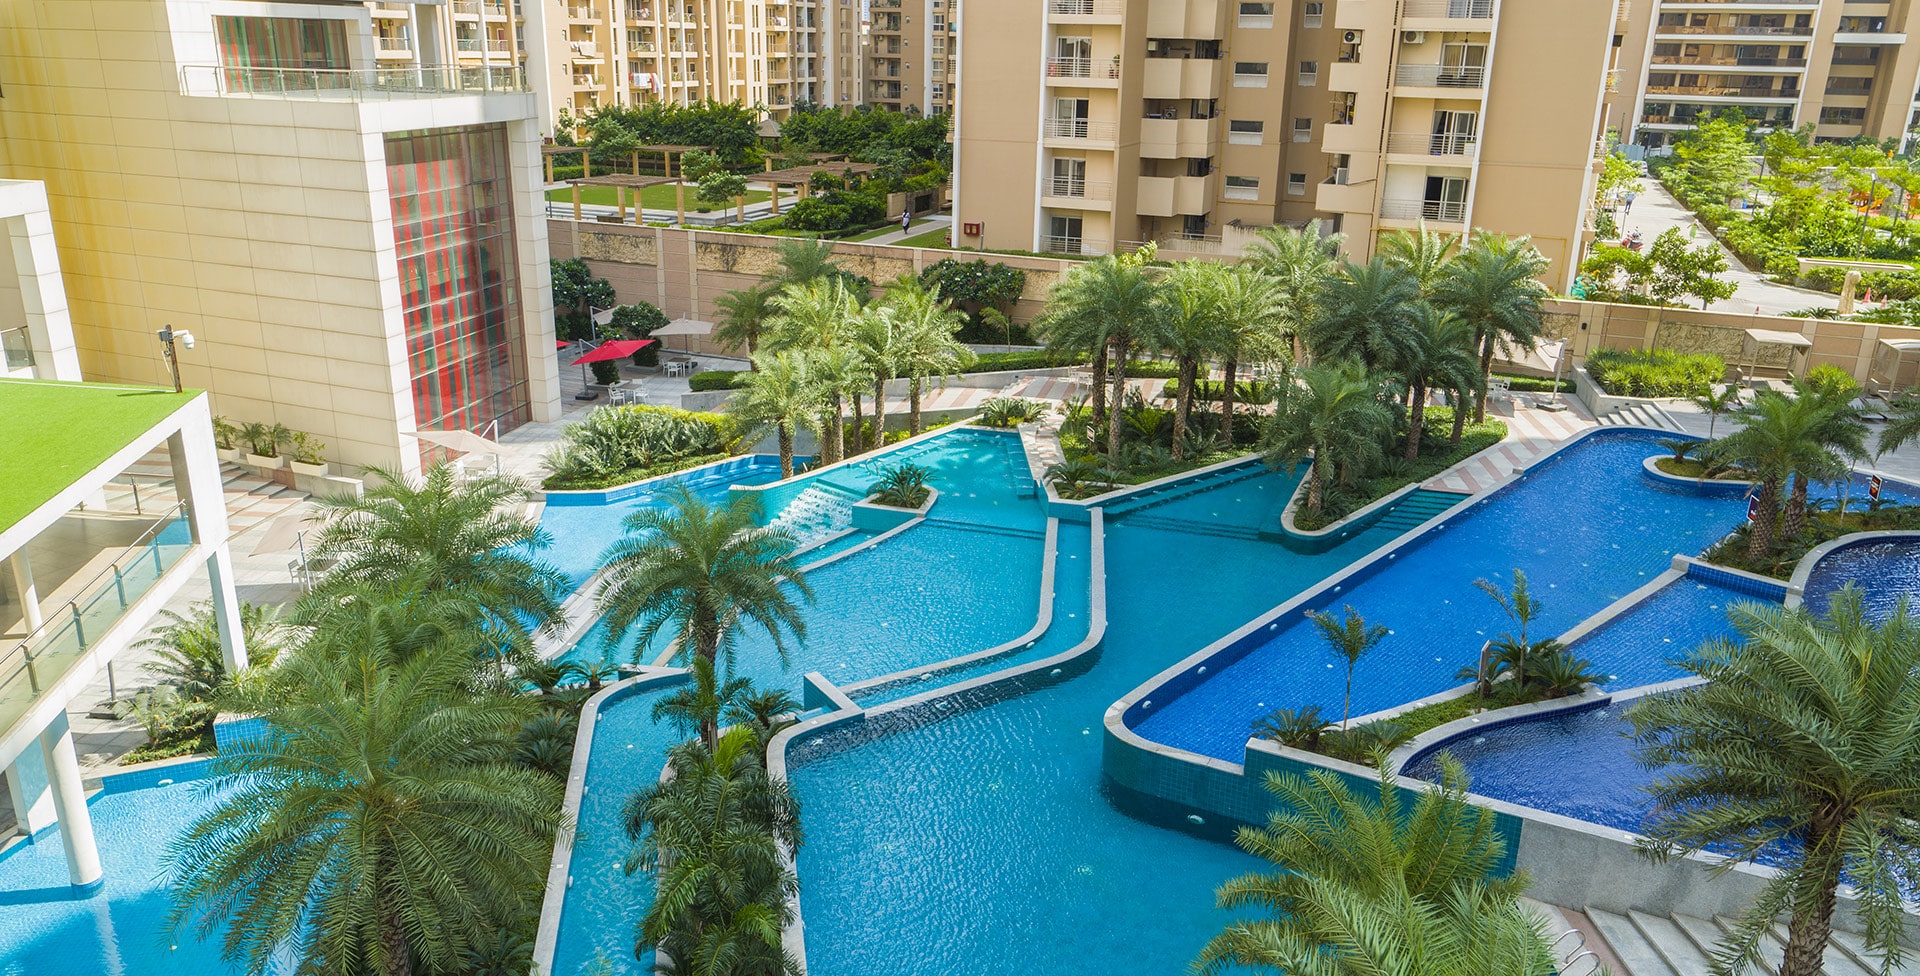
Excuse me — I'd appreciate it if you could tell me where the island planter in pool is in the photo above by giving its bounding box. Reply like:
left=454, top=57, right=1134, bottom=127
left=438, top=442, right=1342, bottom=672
left=1638, top=452, right=1753, bottom=494
left=851, top=487, right=939, bottom=532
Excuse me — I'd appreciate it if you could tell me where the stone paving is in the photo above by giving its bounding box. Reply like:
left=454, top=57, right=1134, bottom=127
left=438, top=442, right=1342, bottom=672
left=1422, top=393, right=1598, bottom=494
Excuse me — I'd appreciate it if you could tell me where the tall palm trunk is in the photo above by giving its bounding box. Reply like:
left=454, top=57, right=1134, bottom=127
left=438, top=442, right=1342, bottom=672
left=1746, top=477, right=1781, bottom=560
left=1089, top=345, right=1109, bottom=424
left=872, top=379, right=888, bottom=451
left=1784, top=473, right=1811, bottom=539
left=909, top=376, right=925, bottom=435
left=1107, top=338, right=1128, bottom=457
left=823, top=395, right=845, bottom=465
left=1475, top=338, right=1495, bottom=424
left=1219, top=358, right=1238, bottom=443
left=1404, top=381, right=1428, bottom=461
left=1171, top=355, right=1198, bottom=460
left=1780, top=820, right=1844, bottom=976
left=377, top=867, right=413, bottom=976
left=1450, top=387, right=1468, bottom=445
left=777, top=425, right=795, bottom=478
left=1306, top=459, right=1325, bottom=515
left=850, top=393, right=865, bottom=454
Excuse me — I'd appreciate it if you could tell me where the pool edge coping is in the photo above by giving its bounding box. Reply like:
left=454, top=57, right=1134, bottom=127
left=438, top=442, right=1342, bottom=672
left=1785, top=530, right=1920, bottom=608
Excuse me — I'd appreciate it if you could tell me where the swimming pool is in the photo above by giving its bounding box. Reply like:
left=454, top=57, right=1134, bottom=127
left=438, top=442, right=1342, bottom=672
left=1800, top=536, right=1920, bottom=620
left=1129, top=430, right=1751, bottom=763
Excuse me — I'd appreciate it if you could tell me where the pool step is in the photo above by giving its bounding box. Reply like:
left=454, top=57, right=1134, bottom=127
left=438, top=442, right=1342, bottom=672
left=1099, top=464, right=1265, bottom=517
left=1598, top=402, right=1681, bottom=432
left=1110, top=513, right=1263, bottom=541
left=1366, top=490, right=1468, bottom=534
left=1580, top=906, right=1915, bottom=976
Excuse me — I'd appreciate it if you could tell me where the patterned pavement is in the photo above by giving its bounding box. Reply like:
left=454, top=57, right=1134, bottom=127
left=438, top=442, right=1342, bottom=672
left=1422, top=393, right=1598, bottom=494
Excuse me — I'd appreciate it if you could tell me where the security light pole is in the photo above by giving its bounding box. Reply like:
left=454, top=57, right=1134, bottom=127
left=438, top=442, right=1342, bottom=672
left=156, top=325, right=195, bottom=393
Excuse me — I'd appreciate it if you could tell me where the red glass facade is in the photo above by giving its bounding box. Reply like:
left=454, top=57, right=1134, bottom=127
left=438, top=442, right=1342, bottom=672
left=385, top=126, right=531, bottom=436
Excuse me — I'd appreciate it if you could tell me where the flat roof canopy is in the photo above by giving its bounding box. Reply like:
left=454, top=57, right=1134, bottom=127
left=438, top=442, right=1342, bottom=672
left=759, top=162, right=881, bottom=186
left=1745, top=328, right=1813, bottom=348
left=0, top=379, right=196, bottom=535
left=565, top=174, right=681, bottom=188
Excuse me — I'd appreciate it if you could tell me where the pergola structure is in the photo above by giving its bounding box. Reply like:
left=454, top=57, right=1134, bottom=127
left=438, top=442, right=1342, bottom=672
left=541, top=143, right=713, bottom=183
left=563, top=174, right=681, bottom=224
left=756, top=162, right=881, bottom=215
left=763, top=151, right=848, bottom=172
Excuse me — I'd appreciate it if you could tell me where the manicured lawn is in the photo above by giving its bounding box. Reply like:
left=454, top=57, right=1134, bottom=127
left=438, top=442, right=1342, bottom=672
left=545, top=184, right=774, bottom=210
left=894, top=226, right=955, bottom=249
left=0, top=379, right=198, bottom=533
left=845, top=218, right=942, bottom=243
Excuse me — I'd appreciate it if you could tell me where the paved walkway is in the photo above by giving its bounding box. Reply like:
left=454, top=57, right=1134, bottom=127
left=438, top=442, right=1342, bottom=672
left=1614, top=181, right=1839, bottom=316
left=1423, top=393, right=1597, bottom=494
left=858, top=215, right=954, bottom=246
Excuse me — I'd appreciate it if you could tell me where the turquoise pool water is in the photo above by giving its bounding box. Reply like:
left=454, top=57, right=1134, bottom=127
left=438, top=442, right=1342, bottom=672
left=1131, top=431, right=1752, bottom=762
left=537, top=456, right=789, bottom=590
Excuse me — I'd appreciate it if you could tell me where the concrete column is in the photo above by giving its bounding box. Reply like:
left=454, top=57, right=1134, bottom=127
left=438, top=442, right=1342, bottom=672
left=38, top=712, right=102, bottom=888
left=5, top=745, right=57, bottom=834
left=168, top=421, right=248, bottom=672
left=9, top=549, right=42, bottom=632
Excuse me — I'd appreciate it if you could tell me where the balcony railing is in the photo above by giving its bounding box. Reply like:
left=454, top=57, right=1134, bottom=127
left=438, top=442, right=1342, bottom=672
left=183, top=63, right=529, bottom=98
left=377, top=35, right=414, bottom=53
left=1043, top=235, right=1107, bottom=256
left=0, top=506, right=194, bottom=743
left=1656, top=23, right=1814, bottom=35
left=1044, top=177, right=1112, bottom=200
left=458, top=38, right=512, bottom=54
left=1650, top=54, right=1807, bottom=66
left=2, top=326, right=34, bottom=370
left=568, top=5, right=603, bottom=19
left=1648, top=83, right=1797, bottom=98
left=453, top=0, right=511, bottom=15
left=1381, top=198, right=1468, bottom=222
left=1042, top=117, right=1118, bottom=140
left=1045, top=57, right=1121, bottom=80
left=1385, top=131, right=1479, bottom=156
left=1048, top=0, right=1125, bottom=14
left=1402, top=0, right=1494, bottom=17
left=1394, top=64, right=1487, bottom=88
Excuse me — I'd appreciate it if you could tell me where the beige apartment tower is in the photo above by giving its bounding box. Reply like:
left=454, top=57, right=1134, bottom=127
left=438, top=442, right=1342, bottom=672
left=953, top=0, right=1617, bottom=291
left=1608, top=0, right=1920, bottom=149
left=865, top=0, right=958, bottom=113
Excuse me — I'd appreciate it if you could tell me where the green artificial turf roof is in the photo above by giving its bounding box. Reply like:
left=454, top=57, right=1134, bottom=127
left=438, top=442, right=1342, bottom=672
left=0, top=378, right=197, bottom=535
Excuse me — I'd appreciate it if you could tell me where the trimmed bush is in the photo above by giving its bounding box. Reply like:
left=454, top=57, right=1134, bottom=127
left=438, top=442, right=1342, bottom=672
left=542, top=405, right=737, bottom=490
left=1585, top=348, right=1724, bottom=398
left=1160, top=378, right=1280, bottom=403
left=688, top=370, right=746, bottom=392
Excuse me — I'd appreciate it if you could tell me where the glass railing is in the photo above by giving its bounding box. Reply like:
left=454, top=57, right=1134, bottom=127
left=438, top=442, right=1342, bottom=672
left=180, top=63, right=529, bottom=99
left=1, top=326, right=33, bottom=371
left=0, top=506, right=194, bottom=740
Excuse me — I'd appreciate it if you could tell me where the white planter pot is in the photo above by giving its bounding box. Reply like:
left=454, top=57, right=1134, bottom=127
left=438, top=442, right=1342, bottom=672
left=216, top=447, right=245, bottom=463
left=288, top=460, right=329, bottom=477
left=246, top=453, right=285, bottom=470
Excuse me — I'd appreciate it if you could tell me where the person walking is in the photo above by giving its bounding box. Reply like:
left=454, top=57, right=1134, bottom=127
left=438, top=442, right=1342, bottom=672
left=901, top=209, right=912, bottom=234
left=1623, top=190, right=1637, bottom=213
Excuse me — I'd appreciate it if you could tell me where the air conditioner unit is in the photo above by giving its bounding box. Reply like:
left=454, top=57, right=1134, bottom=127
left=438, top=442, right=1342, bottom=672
left=1401, top=30, right=1426, bottom=43
left=1342, top=30, right=1358, bottom=43
left=1146, top=39, right=1162, bottom=52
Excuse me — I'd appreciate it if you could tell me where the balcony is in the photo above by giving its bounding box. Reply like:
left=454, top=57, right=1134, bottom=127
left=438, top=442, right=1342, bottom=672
left=181, top=64, right=530, bottom=98
left=452, top=0, right=511, bottom=16
left=1045, top=57, right=1122, bottom=86
left=1381, top=197, right=1468, bottom=224
left=1042, top=177, right=1113, bottom=206
left=458, top=38, right=513, bottom=55
left=1141, top=57, right=1221, bottom=99
left=1646, top=83, right=1798, bottom=100
left=1394, top=63, right=1487, bottom=90
left=567, top=4, right=602, bottom=21
left=1140, top=116, right=1219, bottom=158
left=377, top=35, right=415, bottom=57
left=1135, top=174, right=1215, bottom=217
left=1317, top=173, right=1372, bottom=214
left=1649, top=53, right=1807, bottom=67
left=372, top=2, right=413, bottom=18
left=1385, top=131, right=1479, bottom=158
left=1145, top=0, right=1228, bottom=39
left=1654, top=23, right=1814, bottom=38
left=1042, top=117, right=1119, bottom=144
left=1043, top=235, right=1108, bottom=256
left=1048, top=0, right=1124, bottom=20
left=1402, top=0, right=1494, bottom=28
left=1321, top=121, right=1374, bottom=154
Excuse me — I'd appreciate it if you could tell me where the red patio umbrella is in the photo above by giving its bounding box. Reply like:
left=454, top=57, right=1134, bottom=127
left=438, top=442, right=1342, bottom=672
left=570, top=338, right=657, bottom=401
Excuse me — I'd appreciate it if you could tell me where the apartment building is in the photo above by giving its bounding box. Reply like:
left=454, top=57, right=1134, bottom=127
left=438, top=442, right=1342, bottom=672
left=369, top=0, right=535, bottom=89
left=1609, top=0, right=1920, bottom=149
left=0, top=0, right=561, bottom=473
left=864, top=0, right=958, bottom=114
left=953, top=0, right=1616, bottom=291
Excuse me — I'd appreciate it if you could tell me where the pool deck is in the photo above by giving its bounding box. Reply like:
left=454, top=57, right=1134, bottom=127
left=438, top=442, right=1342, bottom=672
left=1423, top=393, right=1597, bottom=494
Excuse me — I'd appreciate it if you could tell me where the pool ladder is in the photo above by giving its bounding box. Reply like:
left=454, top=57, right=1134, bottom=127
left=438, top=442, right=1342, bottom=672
left=1552, top=928, right=1603, bottom=976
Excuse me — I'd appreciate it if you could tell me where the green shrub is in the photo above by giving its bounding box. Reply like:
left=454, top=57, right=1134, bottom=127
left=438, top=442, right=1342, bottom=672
left=1585, top=348, right=1725, bottom=398
left=689, top=369, right=746, bottom=392
left=1123, top=361, right=1182, bottom=379
left=968, top=350, right=1081, bottom=372
left=867, top=463, right=932, bottom=508
left=542, top=405, right=737, bottom=489
left=1497, top=374, right=1575, bottom=394
left=978, top=397, right=1049, bottom=428
left=1161, top=378, right=1279, bottom=403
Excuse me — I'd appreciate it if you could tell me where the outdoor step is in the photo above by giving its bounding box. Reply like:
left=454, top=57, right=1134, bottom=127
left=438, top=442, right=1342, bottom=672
left=1766, top=922, right=1875, bottom=976
left=1822, top=925, right=1919, bottom=976
left=1723, top=915, right=1785, bottom=975
left=1588, top=908, right=1679, bottom=976
left=1628, top=910, right=1717, bottom=976
left=1672, top=915, right=1735, bottom=968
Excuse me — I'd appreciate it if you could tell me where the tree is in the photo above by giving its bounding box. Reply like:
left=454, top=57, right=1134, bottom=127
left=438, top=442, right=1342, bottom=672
left=593, top=487, right=812, bottom=702
left=1472, top=569, right=1548, bottom=693
left=1262, top=360, right=1395, bottom=516
left=301, top=464, right=568, bottom=644
left=167, top=644, right=559, bottom=976
left=884, top=276, right=973, bottom=435
left=1195, top=758, right=1548, bottom=976
left=763, top=238, right=845, bottom=289
left=1647, top=227, right=1738, bottom=309
left=715, top=283, right=778, bottom=366
left=1303, top=605, right=1387, bottom=731
left=731, top=351, right=823, bottom=477
left=1431, top=232, right=1550, bottom=424
left=765, top=279, right=863, bottom=462
left=1595, top=152, right=1644, bottom=204
left=918, top=257, right=1026, bottom=326
left=623, top=727, right=802, bottom=975
left=1688, top=383, right=1744, bottom=438
left=1398, top=304, right=1481, bottom=460
left=1158, top=261, right=1230, bottom=459
left=852, top=304, right=904, bottom=451
left=1628, top=590, right=1920, bottom=976
left=1875, top=385, right=1920, bottom=459
left=1306, top=257, right=1424, bottom=380
left=1036, top=251, right=1165, bottom=451
left=1716, top=391, right=1849, bottom=557
left=1671, top=114, right=1758, bottom=205
left=809, top=345, right=871, bottom=463
left=1377, top=224, right=1459, bottom=297
left=653, top=653, right=753, bottom=748
left=1210, top=265, right=1288, bottom=445
left=1244, top=220, right=1345, bottom=364
left=133, top=602, right=282, bottom=742
left=551, top=258, right=617, bottom=339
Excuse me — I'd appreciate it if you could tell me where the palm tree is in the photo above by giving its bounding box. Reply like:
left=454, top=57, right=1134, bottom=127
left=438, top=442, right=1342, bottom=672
left=1377, top=223, right=1460, bottom=297
left=852, top=304, right=903, bottom=451
left=167, top=645, right=559, bottom=976
left=1244, top=219, right=1345, bottom=363
left=291, top=575, right=530, bottom=682
left=763, top=237, right=843, bottom=288
left=715, top=283, right=778, bottom=367
left=887, top=277, right=974, bottom=435
left=1210, top=265, right=1288, bottom=445
left=1785, top=373, right=1868, bottom=534
left=727, top=687, right=800, bottom=752
left=1689, top=383, right=1744, bottom=438
left=1875, top=386, right=1920, bottom=459
left=732, top=351, right=823, bottom=478
left=1430, top=232, right=1550, bottom=424
left=1474, top=569, right=1543, bottom=691
left=809, top=345, right=871, bottom=465
left=1036, top=251, right=1160, bottom=431
left=303, top=463, right=569, bottom=640
left=1303, top=605, right=1388, bottom=730
left=1398, top=304, right=1481, bottom=460
left=593, top=487, right=812, bottom=684
left=1196, top=758, right=1548, bottom=976
left=623, top=727, right=802, bottom=975
left=1716, top=391, right=1847, bottom=557
left=653, top=653, right=753, bottom=749
left=137, top=601, right=283, bottom=707
left=1262, top=360, right=1395, bottom=516
left=1158, top=261, right=1229, bottom=459
left=1305, top=258, right=1424, bottom=376
left=1628, top=589, right=1920, bottom=976
left=765, top=279, right=860, bottom=460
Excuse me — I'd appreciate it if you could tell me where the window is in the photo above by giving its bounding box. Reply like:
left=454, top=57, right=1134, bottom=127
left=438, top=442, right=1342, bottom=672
left=1225, top=176, right=1260, bottom=200
left=1297, top=60, right=1318, bottom=86
left=1292, top=117, right=1312, bottom=142
left=1288, top=173, right=1306, bottom=195
left=1234, top=61, right=1269, bottom=87
left=215, top=16, right=350, bottom=90
left=1820, top=106, right=1867, bottom=126
left=1228, top=119, right=1263, bottom=145
left=1239, top=2, right=1274, bottom=28
left=1303, top=1, right=1324, bottom=28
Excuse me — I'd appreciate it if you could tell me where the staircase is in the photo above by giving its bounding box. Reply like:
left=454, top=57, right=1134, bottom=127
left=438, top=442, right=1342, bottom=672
left=1597, top=402, right=1681, bottom=431
left=1584, top=907, right=1917, bottom=976
left=1366, top=489, right=1468, bottom=535
left=767, top=484, right=860, bottom=548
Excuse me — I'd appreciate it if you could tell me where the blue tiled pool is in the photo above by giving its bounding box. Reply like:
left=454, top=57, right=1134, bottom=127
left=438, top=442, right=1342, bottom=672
left=1801, top=536, right=1920, bottom=620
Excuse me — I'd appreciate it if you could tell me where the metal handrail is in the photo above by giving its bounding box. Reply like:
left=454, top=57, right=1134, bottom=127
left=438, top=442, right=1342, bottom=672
left=179, top=63, right=530, bottom=98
